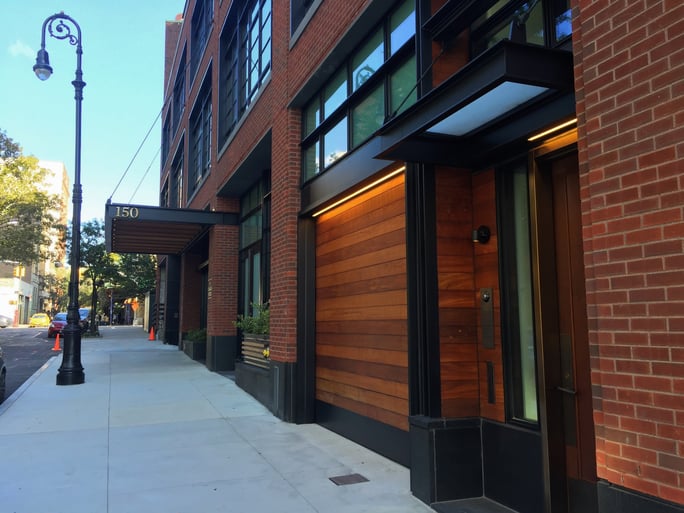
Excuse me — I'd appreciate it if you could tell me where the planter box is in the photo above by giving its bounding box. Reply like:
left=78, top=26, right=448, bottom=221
left=183, top=339, right=206, bottom=361
left=241, top=334, right=269, bottom=369
left=235, top=361, right=273, bottom=411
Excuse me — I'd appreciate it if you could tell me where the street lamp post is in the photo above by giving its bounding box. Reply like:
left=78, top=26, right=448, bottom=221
left=34, top=12, right=85, bottom=385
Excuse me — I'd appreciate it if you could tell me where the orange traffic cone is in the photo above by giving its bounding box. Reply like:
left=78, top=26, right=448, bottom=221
left=52, top=333, right=61, bottom=351
left=149, top=326, right=155, bottom=341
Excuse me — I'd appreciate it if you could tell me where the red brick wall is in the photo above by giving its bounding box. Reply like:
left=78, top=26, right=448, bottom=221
left=269, top=2, right=299, bottom=363
left=573, top=0, right=684, bottom=504
left=268, top=0, right=371, bottom=362
left=207, top=223, right=239, bottom=336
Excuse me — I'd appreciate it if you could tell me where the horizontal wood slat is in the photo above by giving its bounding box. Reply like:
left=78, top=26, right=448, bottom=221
left=316, top=258, right=406, bottom=287
left=241, top=339, right=269, bottom=370
left=317, top=343, right=407, bottom=367
left=317, top=355, right=408, bottom=383
left=316, top=173, right=408, bottom=432
left=316, top=389, right=409, bottom=431
left=316, top=243, right=406, bottom=277
left=317, top=319, right=407, bottom=337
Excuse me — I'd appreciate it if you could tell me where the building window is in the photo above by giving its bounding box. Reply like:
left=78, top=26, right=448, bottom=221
left=161, top=114, right=171, bottom=167
left=172, top=49, right=186, bottom=136
left=160, top=180, right=169, bottom=208
left=170, top=145, right=184, bottom=208
left=291, top=0, right=317, bottom=35
left=189, top=71, right=212, bottom=197
left=301, top=0, right=416, bottom=181
left=191, top=0, right=214, bottom=79
left=498, top=162, right=539, bottom=424
left=471, top=0, right=572, bottom=57
left=238, top=176, right=270, bottom=317
left=219, top=0, right=272, bottom=145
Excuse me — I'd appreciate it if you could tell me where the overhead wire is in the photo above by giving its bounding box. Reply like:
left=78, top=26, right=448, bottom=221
left=108, top=108, right=162, bottom=202
left=128, top=146, right=161, bottom=204
left=109, top=54, right=187, bottom=205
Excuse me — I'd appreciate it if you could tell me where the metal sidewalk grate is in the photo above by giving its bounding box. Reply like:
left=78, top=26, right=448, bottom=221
left=328, top=473, right=369, bottom=486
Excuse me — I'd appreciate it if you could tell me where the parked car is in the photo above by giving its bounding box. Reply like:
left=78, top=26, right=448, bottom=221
left=79, top=308, right=90, bottom=331
left=28, top=313, right=51, bottom=328
left=0, top=314, right=11, bottom=328
left=48, top=312, right=68, bottom=338
left=0, top=345, right=6, bottom=403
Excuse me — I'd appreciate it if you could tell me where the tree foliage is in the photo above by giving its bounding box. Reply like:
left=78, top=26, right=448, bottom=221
left=0, top=129, right=63, bottom=264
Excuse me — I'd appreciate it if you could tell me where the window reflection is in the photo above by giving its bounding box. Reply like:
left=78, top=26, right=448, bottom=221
left=352, top=30, right=384, bottom=91
left=390, top=0, right=415, bottom=54
left=323, top=118, right=348, bottom=167
left=352, top=84, right=384, bottom=147
left=324, top=70, right=348, bottom=118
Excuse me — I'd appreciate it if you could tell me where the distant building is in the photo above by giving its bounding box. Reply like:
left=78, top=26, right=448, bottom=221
left=0, top=160, right=69, bottom=323
left=106, top=2, right=684, bottom=513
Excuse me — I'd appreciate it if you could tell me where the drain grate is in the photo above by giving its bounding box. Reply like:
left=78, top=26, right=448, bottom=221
left=329, top=473, right=369, bottom=486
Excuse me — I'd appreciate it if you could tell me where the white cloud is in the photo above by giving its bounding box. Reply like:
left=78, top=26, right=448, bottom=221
left=8, top=40, right=34, bottom=59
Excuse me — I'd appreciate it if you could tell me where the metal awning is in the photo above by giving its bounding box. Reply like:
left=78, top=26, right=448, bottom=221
left=105, top=203, right=238, bottom=255
left=377, top=40, right=576, bottom=168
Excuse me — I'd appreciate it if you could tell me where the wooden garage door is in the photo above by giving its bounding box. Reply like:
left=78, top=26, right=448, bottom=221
left=315, top=173, right=408, bottom=431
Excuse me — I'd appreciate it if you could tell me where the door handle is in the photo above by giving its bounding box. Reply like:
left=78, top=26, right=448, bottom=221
left=557, top=386, right=576, bottom=395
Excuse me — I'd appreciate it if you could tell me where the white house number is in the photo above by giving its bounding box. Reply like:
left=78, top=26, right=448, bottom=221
left=114, top=206, right=140, bottom=219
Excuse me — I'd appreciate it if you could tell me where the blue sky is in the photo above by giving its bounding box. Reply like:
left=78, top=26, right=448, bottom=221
left=1, top=1, right=185, bottom=222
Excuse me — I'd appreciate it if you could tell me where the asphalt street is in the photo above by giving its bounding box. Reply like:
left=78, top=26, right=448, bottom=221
left=0, top=327, right=56, bottom=399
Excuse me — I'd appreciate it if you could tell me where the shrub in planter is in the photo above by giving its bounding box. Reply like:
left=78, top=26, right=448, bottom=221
left=183, top=328, right=207, bottom=360
left=233, top=303, right=269, bottom=368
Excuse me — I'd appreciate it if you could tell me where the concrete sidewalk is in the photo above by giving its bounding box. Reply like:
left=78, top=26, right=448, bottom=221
left=0, top=326, right=433, bottom=513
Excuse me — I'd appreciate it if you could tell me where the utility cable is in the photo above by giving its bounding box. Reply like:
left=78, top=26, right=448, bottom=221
left=127, top=146, right=161, bottom=204
left=108, top=108, right=162, bottom=202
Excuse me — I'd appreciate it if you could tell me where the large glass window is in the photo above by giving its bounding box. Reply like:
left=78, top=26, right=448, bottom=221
left=191, top=0, right=214, bottom=79
left=498, top=163, right=539, bottom=424
left=219, top=0, right=272, bottom=146
left=390, top=0, right=415, bottom=53
left=552, top=0, right=572, bottom=43
left=301, top=0, right=416, bottom=181
left=352, top=30, right=384, bottom=92
left=390, top=54, right=417, bottom=116
left=324, top=70, right=347, bottom=119
left=323, top=118, right=348, bottom=168
left=172, top=50, right=186, bottom=136
left=189, top=72, right=212, bottom=196
left=471, top=0, right=571, bottom=57
left=352, top=84, right=384, bottom=147
left=170, top=146, right=183, bottom=208
left=238, top=177, right=271, bottom=318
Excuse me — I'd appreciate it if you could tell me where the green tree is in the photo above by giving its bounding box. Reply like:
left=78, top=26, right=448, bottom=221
left=74, top=219, right=156, bottom=330
left=0, top=130, right=63, bottom=263
left=77, top=220, right=118, bottom=333
left=116, top=253, right=157, bottom=298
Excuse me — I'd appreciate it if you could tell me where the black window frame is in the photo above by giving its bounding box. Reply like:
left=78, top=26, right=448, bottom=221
left=170, top=143, right=184, bottom=208
left=496, top=161, right=541, bottom=428
left=218, top=0, right=272, bottom=147
left=172, top=49, right=186, bottom=136
left=188, top=70, right=212, bottom=198
left=237, top=174, right=271, bottom=318
left=300, top=0, right=416, bottom=182
left=190, top=0, right=214, bottom=80
left=161, top=113, right=171, bottom=167
left=469, top=0, right=572, bottom=58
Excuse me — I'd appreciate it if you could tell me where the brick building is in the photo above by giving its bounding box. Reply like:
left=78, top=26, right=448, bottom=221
left=105, top=1, right=684, bottom=512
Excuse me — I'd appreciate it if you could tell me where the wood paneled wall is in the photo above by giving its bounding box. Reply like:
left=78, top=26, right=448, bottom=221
left=435, top=167, right=504, bottom=421
left=435, top=167, right=480, bottom=417
left=315, top=175, right=409, bottom=431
